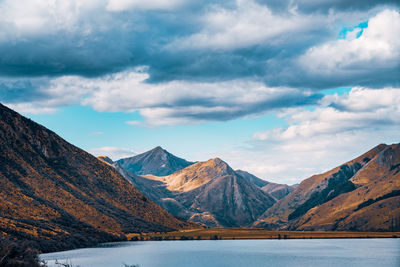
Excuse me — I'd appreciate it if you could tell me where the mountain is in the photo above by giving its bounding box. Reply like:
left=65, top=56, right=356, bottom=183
left=254, top=144, right=400, bottom=231
left=115, top=158, right=276, bottom=227
left=235, top=170, right=269, bottom=187
left=261, top=183, right=298, bottom=201
left=117, top=146, right=194, bottom=176
left=0, top=103, right=195, bottom=252
left=235, top=170, right=297, bottom=200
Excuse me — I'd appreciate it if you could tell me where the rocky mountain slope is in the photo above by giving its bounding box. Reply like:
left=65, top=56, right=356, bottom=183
left=261, top=183, right=298, bottom=201
left=112, top=158, right=276, bottom=227
left=0, top=103, right=195, bottom=252
left=254, top=144, right=400, bottom=231
left=235, top=170, right=296, bottom=200
left=235, top=170, right=269, bottom=187
left=117, top=146, right=194, bottom=176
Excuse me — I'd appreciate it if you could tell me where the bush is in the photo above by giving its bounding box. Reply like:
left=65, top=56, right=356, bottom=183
left=0, top=237, right=46, bottom=267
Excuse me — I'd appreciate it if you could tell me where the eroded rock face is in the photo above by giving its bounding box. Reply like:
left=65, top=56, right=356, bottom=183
left=0, top=103, right=195, bottom=252
left=117, top=146, right=194, bottom=176
left=254, top=144, right=400, bottom=232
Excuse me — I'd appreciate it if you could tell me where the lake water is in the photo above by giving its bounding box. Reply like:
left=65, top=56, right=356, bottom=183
left=41, top=239, right=400, bottom=267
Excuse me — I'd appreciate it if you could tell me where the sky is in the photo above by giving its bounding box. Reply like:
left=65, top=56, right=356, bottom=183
left=0, top=0, right=399, bottom=184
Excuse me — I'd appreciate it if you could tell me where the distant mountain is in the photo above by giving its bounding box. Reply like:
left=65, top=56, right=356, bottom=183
left=117, top=146, right=194, bottom=176
left=254, top=144, right=400, bottom=231
left=235, top=170, right=297, bottom=200
left=0, top=103, right=195, bottom=252
left=115, top=158, right=276, bottom=227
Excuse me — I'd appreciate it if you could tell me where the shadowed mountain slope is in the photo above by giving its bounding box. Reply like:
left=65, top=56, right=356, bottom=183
left=0, top=103, right=195, bottom=252
left=117, top=146, right=194, bottom=176
left=235, top=170, right=297, bottom=200
left=235, top=170, right=269, bottom=188
left=254, top=144, right=400, bottom=231
left=261, top=183, right=298, bottom=201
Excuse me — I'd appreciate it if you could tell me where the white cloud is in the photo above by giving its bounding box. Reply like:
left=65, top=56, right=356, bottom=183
left=3, top=103, right=58, bottom=114
left=106, top=0, right=185, bottom=11
left=88, top=146, right=136, bottom=160
left=299, top=9, right=400, bottom=75
left=7, top=68, right=318, bottom=126
left=254, top=87, right=400, bottom=141
left=0, top=0, right=105, bottom=39
left=168, top=0, right=323, bottom=51
left=215, top=87, right=400, bottom=184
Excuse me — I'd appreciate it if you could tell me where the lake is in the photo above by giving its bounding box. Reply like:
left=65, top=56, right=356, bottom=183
left=41, top=239, right=400, bottom=267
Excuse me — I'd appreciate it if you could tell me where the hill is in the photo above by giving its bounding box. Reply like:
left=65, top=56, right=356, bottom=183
left=254, top=144, right=400, bottom=231
left=0, top=103, right=195, bottom=252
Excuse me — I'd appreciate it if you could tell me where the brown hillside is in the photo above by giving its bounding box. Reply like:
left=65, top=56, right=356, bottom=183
left=291, top=144, right=400, bottom=231
left=0, top=103, right=195, bottom=252
left=253, top=144, right=391, bottom=229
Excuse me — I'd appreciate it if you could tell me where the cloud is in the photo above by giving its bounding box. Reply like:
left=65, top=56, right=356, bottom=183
left=222, top=87, right=400, bottom=183
left=167, top=1, right=322, bottom=51
left=106, top=0, right=186, bottom=11
left=254, top=87, right=400, bottom=140
left=2, top=68, right=322, bottom=125
left=218, top=125, right=400, bottom=185
left=298, top=9, right=400, bottom=88
left=266, top=0, right=400, bottom=13
left=0, top=0, right=397, bottom=88
left=88, top=146, right=136, bottom=160
left=0, top=0, right=399, bottom=125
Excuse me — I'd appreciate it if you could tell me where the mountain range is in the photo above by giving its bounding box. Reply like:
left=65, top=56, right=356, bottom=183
left=1, top=102, right=399, bottom=253
left=0, top=103, right=195, bottom=252
left=254, top=144, right=400, bottom=231
left=100, top=149, right=298, bottom=227
left=101, top=157, right=279, bottom=227
left=108, top=144, right=400, bottom=231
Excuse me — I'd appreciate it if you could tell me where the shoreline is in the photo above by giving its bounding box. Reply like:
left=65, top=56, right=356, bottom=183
left=127, top=228, right=400, bottom=241
left=38, top=229, right=400, bottom=255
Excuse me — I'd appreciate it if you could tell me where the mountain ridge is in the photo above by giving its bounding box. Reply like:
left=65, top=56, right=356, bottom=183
left=254, top=143, right=400, bottom=231
left=0, top=103, right=196, bottom=252
left=113, top=157, right=277, bottom=227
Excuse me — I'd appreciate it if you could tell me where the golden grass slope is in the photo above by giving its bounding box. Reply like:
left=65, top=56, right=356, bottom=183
left=0, top=103, right=196, bottom=252
left=254, top=144, right=400, bottom=231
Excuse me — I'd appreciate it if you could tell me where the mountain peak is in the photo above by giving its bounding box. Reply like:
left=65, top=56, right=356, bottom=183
left=200, top=158, right=232, bottom=173
left=152, top=146, right=165, bottom=152
left=163, top=158, right=235, bottom=192
left=117, top=147, right=194, bottom=176
left=208, top=157, right=227, bottom=165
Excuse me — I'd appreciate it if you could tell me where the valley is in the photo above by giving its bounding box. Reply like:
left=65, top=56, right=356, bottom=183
left=1, top=102, right=399, bottom=256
